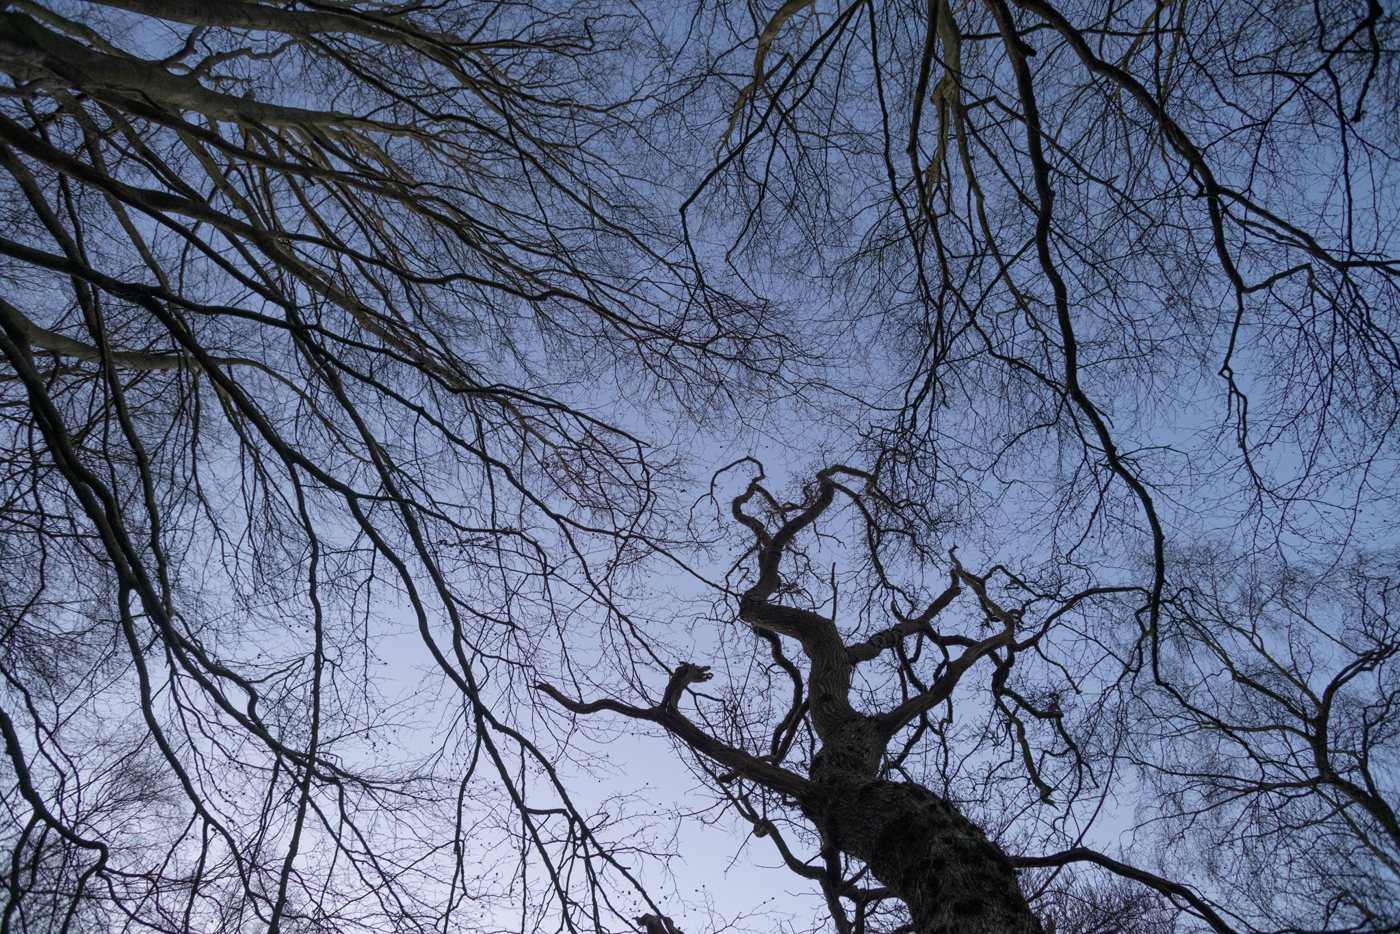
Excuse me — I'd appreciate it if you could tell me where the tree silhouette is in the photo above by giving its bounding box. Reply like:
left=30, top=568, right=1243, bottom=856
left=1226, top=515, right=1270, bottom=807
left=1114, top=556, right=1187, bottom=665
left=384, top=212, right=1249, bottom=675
left=543, top=0, right=1399, bottom=929
left=1, top=1, right=1397, bottom=934
left=0, top=2, right=791, bottom=930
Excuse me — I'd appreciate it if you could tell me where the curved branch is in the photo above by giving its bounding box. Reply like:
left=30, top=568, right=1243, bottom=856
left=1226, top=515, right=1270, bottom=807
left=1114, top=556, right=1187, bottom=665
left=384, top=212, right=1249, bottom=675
left=875, top=627, right=1015, bottom=739
left=1009, top=848, right=1241, bottom=934
left=533, top=675, right=814, bottom=801
left=847, top=579, right=962, bottom=664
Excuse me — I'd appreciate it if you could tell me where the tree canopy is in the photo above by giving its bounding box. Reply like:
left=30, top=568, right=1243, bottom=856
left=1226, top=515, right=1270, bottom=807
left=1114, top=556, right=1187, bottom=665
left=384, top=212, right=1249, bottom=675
left=0, top=1, right=1395, bottom=934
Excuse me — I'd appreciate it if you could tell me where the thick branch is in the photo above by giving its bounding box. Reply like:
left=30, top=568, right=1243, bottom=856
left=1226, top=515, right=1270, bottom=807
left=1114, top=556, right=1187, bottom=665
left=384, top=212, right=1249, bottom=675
left=1009, top=848, right=1240, bottom=934
left=847, top=580, right=962, bottom=664
left=533, top=675, right=813, bottom=801
left=733, top=469, right=885, bottom=752
left=83, top=0, right=458, bottom=46
left=875, top=627, right=1015, bottom=739
left=0, top=12, right=378, bottom=130
left=660, top=662, right=712, bottom=710
left=0, top=297, right=260, bottom=373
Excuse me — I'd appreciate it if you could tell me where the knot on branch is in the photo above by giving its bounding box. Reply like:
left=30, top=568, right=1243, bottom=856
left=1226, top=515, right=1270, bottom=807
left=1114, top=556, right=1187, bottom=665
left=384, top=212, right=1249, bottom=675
left=660, top=662, right=712, bottom=710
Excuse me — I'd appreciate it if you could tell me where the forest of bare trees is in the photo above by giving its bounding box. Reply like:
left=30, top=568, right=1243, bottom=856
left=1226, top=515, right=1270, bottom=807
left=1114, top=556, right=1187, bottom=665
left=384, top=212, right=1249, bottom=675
left=0, top=1, right=1395, bottom=933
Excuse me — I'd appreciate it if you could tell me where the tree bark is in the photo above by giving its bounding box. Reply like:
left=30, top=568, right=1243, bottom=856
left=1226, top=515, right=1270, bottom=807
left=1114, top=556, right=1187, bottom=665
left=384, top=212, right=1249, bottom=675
left=805, top=773, right=1044, bottom=934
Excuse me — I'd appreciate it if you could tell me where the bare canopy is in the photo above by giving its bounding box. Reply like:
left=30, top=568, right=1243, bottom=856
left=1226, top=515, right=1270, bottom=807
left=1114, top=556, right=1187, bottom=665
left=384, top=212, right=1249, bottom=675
left=0, top=1, right=1397, bottom=933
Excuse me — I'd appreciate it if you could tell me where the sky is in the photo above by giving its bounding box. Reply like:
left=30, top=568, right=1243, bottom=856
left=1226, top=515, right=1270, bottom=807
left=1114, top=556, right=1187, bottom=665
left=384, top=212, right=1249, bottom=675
left=1, top=2, right=1397, bottom=934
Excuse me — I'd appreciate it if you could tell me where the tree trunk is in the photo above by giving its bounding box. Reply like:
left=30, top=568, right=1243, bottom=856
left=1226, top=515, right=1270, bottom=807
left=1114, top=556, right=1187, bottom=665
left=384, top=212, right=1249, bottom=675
left=805, top=773, right=1044, bottom=934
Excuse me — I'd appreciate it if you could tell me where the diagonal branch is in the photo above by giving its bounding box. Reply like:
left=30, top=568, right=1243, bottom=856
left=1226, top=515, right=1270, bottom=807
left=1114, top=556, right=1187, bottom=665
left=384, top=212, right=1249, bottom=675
left=1009, top=848, right=1242, bottom=934
left=847, top=578, right=962, bottom=664
left=874, top=627, right=1015, bottom=739
left=534, top=669, right=813, bottom=801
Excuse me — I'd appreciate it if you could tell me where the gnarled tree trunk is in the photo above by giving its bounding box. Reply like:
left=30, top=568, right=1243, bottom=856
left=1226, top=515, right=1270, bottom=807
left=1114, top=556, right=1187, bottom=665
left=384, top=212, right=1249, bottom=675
left=733, top=470, right=1044, bottom=934
left=805, top=774, right=1042, bottom=934
left=541, top=468, right=1047, bottom=934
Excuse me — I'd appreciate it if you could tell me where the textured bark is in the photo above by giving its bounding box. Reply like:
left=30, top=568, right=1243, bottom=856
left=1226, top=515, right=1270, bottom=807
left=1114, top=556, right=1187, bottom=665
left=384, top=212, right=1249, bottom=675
left=0, top=297, right=263, bottom=373
left=806, top=774, right=1043, bottom=934
left=84, top=0, right=451, bottom=43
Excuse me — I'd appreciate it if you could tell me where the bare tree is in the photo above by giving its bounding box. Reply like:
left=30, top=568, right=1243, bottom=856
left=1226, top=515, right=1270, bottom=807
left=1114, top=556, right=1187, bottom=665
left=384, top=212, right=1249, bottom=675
left=2, top=1, right=1398, bottom=934
left=540, top=463, right=1395, bottom=933
left=542, top=0, right=1400, bottom=931
left=0, top=2, right=795, bottom=932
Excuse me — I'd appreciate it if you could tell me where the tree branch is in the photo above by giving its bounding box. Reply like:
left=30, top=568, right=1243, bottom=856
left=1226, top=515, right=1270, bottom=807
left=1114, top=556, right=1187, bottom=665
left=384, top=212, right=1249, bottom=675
left=875, top=627, right=1015, bottom=739
left=534, top=669, right=813, bottom=801
left=0, top=297, right=262, bottom=373
left=1009, top=848, right=1241, bottom=934
left=847, top=579, right=962, bottom=664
